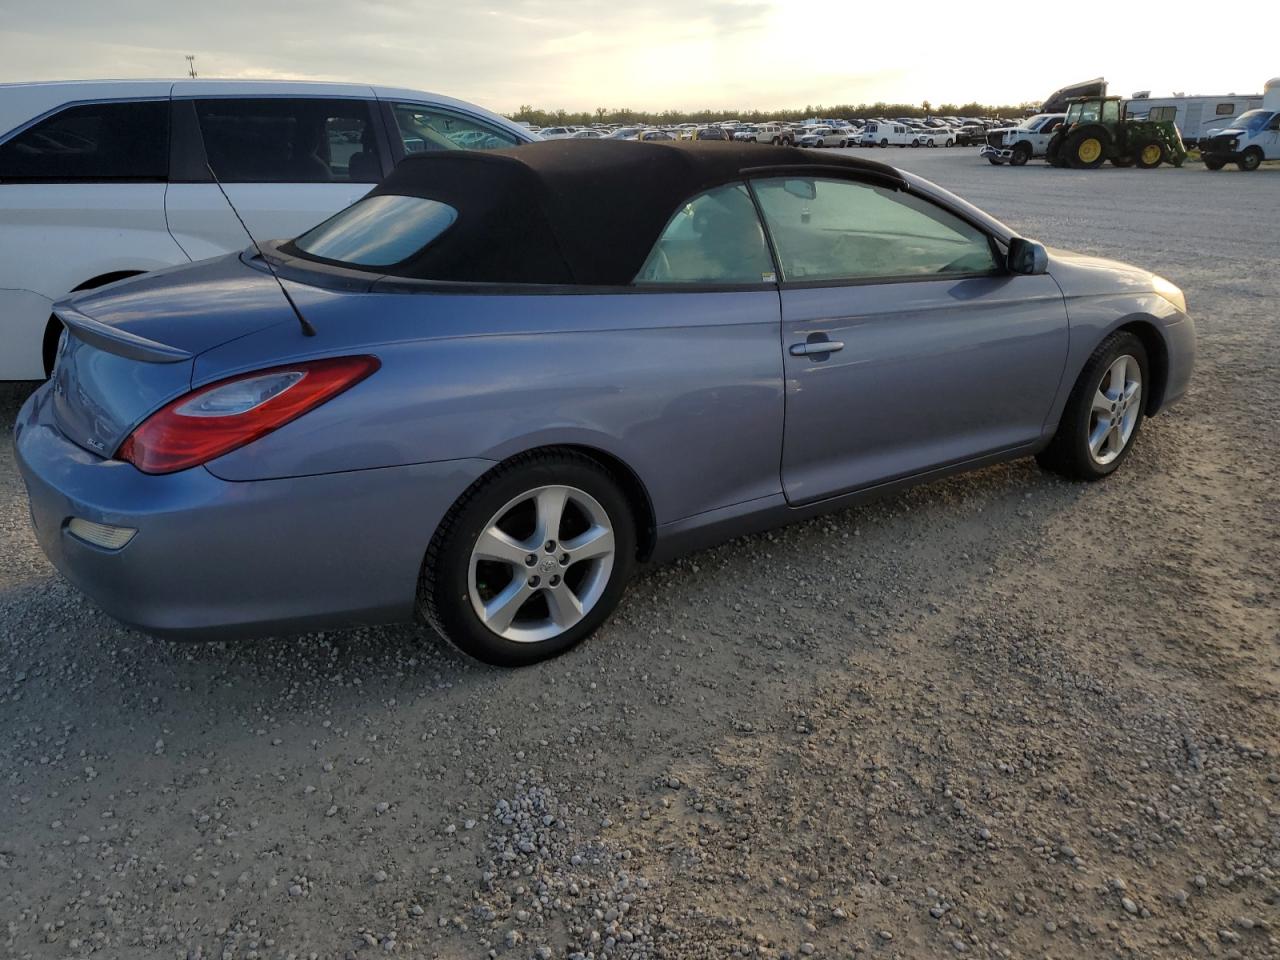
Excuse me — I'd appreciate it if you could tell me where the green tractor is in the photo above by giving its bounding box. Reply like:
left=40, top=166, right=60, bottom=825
left=1046, top=95, right=1188, bottom=169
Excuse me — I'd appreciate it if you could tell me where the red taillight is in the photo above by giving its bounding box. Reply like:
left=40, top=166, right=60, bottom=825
left=118, top=355, right=380, bottom=474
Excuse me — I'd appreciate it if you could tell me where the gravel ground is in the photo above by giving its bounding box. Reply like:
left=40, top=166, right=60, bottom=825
left=2, top=150, right=1278, bottom=960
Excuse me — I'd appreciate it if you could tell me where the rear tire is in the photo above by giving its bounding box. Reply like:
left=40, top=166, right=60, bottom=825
left=1065, top=127, right=1109, bottom=168
left=418, top=451, right=636, bottom=666
left=1036, top=332, right=1149, bottom=482
left=1238, top=147, right=1263, bottom=171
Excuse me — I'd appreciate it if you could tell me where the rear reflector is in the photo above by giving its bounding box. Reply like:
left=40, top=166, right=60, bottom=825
left=117, top=355, right=379, bottom=474
left=67, top=518, right=137, bottom=550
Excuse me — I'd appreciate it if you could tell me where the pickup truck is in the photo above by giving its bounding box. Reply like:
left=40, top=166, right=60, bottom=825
left=979, top=114, right=1067, bottom=165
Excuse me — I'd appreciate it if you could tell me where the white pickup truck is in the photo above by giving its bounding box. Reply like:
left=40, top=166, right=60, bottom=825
left=979, top=114, right=1067, bottom=165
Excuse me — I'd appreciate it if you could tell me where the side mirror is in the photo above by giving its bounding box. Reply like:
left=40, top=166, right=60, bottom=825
left=1008, top=237, right=1048, bottom=276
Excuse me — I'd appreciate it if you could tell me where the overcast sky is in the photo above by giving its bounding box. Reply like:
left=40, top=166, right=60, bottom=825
left=1, top=1, right=1274, bottom=114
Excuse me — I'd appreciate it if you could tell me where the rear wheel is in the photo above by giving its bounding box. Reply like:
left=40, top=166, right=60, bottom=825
left=1037, top=332, right=1148, bottom=481
left=880, top=138, right=888, bottom=147
left=1134, top=141, right=1164, bottom=168
left=1238, top=146, right=1263, bottom=171
left=1065, top=127, right=1109, bottom=168
left=419, top=451, right=636, bottom=666
left=1010, top=142, right=1032, bottom=166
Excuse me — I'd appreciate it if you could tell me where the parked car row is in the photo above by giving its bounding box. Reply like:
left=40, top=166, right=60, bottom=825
left=528, top=115, right=1024, bottom=150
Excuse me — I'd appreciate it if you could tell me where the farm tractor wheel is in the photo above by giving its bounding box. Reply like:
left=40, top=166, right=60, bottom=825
left=1046, top=132, right=1069, bottom=168
left=1134, top=142, right=1164, bottom=169
left=1066, top=127, right=1109, bottom=168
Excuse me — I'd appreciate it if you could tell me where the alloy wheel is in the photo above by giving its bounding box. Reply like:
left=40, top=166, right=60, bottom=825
left=1088, top=354, right=1142, bottom=465
left=467, top=485, right=616, bottom=643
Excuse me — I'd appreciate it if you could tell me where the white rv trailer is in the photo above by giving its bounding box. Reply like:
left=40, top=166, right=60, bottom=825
left=1125, top=90, right=1264, bottom=145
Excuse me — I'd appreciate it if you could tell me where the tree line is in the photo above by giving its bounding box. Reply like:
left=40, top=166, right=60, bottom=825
left=510, top=101, right=1040, bottom=126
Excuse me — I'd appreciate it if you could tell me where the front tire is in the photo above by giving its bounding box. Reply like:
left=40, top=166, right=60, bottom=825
left=1037, top=332, right=1149, bottom=481
left=1203, top=156, right=1225, bottom=170
left=1134, top=141, right=1164, bottom=168
left=1238, top=147, right=1263, bottom=171
left=1010, top=142, right=1032, bottom=166
left=419, top=451, right=636, bottom=666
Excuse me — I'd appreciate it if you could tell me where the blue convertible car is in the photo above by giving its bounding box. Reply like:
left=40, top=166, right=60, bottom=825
left=15, top=141, right=1195, bottom=664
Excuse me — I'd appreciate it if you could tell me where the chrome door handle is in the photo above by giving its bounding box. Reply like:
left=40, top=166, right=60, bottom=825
left=789, top=340, right=844, bottom=357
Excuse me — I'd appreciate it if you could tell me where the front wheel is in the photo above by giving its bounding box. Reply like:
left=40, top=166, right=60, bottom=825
left=1134, top=141, right=1164, bottom=168
left=1036, top=332, right=1149, bottom=481
left=419, top=451, right=636, bottom=665
left=1238, top=147, right=1263, bottom=171
left=1203, top=156, right=1225, bottom=170
left=1010, top=142, right=1032, bottom=166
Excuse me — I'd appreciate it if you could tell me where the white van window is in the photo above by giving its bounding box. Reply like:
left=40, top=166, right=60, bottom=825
left=0, top=100, right=169, bottom=182
left=392, top=104, right=519, bottom=154
left=194, top=98, right=378, bottom=183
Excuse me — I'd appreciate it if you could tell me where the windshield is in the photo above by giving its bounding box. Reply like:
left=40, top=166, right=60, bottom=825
left=293, top=194, right=457, bottom=266
left=1228, top=110, right=1272, bottom=133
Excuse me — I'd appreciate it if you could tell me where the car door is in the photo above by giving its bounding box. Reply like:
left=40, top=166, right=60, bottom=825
left=165, top=89, right=385, bottom=260
left=751, top=175, right=1069, bottom=505
left=1266, top=112, right=1280, bottom=159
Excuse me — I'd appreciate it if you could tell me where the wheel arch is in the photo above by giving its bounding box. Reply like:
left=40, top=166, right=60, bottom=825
left=1115, top=318, right=1170, bottom=415
left=454, top=443, right=658, bottom=563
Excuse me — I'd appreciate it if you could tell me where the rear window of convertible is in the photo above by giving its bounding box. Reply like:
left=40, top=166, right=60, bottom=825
left=294, top=194, right=457, bottom=266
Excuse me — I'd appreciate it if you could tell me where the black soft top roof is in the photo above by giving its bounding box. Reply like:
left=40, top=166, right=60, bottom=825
left=304, top=140, right=906, bottom=286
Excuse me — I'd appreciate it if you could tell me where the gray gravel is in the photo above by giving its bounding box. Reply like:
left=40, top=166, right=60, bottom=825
left=2, top=149, right=1278, bottom=959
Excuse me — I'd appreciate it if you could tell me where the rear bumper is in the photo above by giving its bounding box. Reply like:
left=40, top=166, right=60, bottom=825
left=15, top=384, right=492, bottom=640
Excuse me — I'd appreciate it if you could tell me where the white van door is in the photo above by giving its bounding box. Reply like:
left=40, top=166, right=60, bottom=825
left=165, top=87, right=384, bottom=260
left=0, top=96, right=187, bottom=379
left=1265, top=112, right=1280, bottom=159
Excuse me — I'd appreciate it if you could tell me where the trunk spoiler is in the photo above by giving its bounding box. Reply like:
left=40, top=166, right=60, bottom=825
left=54, top=303, right=193, bottom=364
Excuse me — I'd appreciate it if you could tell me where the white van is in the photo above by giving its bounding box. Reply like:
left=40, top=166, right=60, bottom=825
left=1199, top=78, right=1280, bottom=171
left=859, top=121, right=915, bottom=147
left=0, top=79, right=536, bottom=380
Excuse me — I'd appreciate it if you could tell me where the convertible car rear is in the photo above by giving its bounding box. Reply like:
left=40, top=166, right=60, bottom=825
left=15, top=140, right=1195, bottom=665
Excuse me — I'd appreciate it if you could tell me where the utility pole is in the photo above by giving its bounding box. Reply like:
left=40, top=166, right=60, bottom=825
left=185, top=55, right=197, bottom=78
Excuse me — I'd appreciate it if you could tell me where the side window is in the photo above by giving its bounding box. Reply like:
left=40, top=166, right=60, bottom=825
left=392, top=104, right=518, bottom=154
left=1079, top=102, right=1101, bottom=123
left=0, top=100, right=168, bottom=181
left=194, top=98, right=378, bottom=183
left=1149, top=106, right=1176, bottom=122
left=1101, top=100, right=1121, bottom=123
left=635, top=184, right=775, bottom=285
left=752, top=177, right=998, bottom=282
left=1216, top=102, right=1235, bottom=116
left=1268, top=113, right=1280, bottom=131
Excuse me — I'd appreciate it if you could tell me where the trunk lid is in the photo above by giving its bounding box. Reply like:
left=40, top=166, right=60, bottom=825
left=50, top=252, right=298, bottom=457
